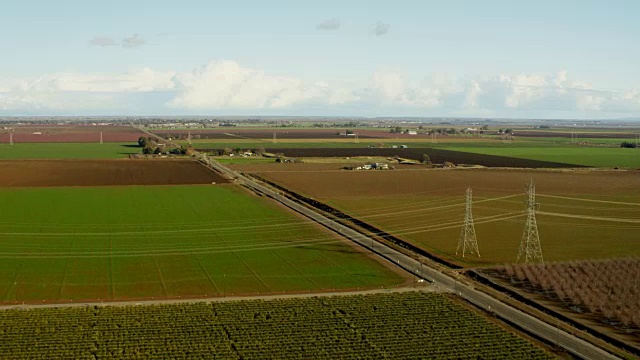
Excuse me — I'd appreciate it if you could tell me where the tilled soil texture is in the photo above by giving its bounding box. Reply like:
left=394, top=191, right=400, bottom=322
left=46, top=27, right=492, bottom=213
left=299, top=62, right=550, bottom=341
left=153, top=129, right=426, bottom=140
left=0, top=125, right=145, bottom=143
left=0, top=160, right=228, bottom=187
left=206, top=147, right=586, bottom=168
left=256, top=168, right=640, bottom=198
left=253, top=168, right=640, bottom=266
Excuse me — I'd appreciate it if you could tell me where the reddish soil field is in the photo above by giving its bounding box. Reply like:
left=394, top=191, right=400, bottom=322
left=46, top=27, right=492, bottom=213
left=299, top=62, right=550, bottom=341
left=153, top=128, right=398, bottom=139
left=0, top=125, right=145, bottom=143
left=252, top=168, right=640, bottom=199
left=0, top=160, right=228, bottom=187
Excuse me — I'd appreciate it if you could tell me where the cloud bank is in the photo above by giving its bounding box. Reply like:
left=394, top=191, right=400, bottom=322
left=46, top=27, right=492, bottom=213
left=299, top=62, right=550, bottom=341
left=1, top=60, right=639, bottom=118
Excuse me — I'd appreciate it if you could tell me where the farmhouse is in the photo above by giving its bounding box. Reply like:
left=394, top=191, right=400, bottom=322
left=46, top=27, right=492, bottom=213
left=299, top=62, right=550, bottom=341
left=355, top=162, right=390, bottom=170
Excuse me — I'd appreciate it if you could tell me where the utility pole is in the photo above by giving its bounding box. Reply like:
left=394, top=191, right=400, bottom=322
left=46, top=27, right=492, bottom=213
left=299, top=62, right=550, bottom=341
left=456, top=187, right=480, bottom=257
left=187, top=131, right=192, bottom=145
left=517, top=179, right=544, bottom=263
left=99, top=131, right=103, bottom=144
left=9, top=131, right=13, bottom=146
left=355, top=133, right=359, bottom=144
left=273, top=132, right=276, bottom=144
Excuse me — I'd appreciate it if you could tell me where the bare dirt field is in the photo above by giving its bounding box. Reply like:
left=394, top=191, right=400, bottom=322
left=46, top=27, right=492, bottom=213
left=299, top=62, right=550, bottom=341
left=154, top=128, right=387, bottom=139
left=0, top=125, right=144, bottom=143
left=249, top=168, right=640, bottom=266
left=0, top=160, right=228, bottom=187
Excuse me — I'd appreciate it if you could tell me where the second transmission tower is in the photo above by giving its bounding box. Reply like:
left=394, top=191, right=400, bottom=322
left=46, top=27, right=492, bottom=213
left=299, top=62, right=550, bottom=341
left=517, top=179, right=544, bottom=263
left=456, top=187, right=480, bottom=257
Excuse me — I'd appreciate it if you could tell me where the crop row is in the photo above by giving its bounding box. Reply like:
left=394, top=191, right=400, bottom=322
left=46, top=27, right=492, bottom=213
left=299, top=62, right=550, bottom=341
left=0, top=292, right=552, bottom=359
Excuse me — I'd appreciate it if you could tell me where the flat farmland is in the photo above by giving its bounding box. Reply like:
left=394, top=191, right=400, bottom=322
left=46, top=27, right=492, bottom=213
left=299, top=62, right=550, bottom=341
left=0, top=185, right=406, bottom=304
left=0, top=160, right=227, bottom=187
left=430, top=142, right=640, bottom=168
left=0, top=142, right=138, bottom=159
left=0, top=125, right=144, bottom=143
left=0, top=292, right=553, bottom=359
left=254, top=168, right=640, bottom=267
left=153, top=128, right=429, bottom=140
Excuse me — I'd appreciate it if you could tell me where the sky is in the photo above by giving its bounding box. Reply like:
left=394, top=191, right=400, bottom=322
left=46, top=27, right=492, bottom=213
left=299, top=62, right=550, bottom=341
left=0, top=0, right=639, bottom=119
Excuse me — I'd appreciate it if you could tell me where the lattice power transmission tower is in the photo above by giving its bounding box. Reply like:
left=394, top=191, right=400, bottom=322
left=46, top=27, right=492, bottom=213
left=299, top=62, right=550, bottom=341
left=456, top=187, right=480, bottom=257
left=517, top=179, right=544, bottom=263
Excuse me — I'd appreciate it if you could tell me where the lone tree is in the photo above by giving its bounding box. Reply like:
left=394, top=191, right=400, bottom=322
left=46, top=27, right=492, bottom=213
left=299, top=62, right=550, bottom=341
left=138, top=136, right=149, bottom=147
left=422, top=153, right=432, bottom=166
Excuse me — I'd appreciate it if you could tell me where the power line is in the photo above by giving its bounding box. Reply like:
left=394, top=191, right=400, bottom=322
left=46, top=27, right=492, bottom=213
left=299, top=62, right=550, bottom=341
left=456, top=187, right=480, bottom=257
left=517, top=179, right=544, bottom=263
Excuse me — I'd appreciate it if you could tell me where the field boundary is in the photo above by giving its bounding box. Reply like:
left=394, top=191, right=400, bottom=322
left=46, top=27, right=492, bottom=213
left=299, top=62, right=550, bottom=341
left=0, top=286, right=429, bottom=310
left=248, top=173, right=463, bottom=269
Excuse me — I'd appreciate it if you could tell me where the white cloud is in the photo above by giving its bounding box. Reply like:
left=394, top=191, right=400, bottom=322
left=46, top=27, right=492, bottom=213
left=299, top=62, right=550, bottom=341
left=464, top=81, right=482, bottom=109
left=1, top=62, right=639, bottom=117
left=371, top=71, right=461, bottom=108
left=0, top=69, right=174, bottom=111
left=317, top=18, right=340, bottom=31
left=167, top=60, right=358, bottom=110
left=11, top=68, right=174, bottom=93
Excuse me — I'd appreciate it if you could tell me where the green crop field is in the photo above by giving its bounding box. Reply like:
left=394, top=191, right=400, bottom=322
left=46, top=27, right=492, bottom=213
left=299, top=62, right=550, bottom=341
left=0, top=185, right=404, bottom=303
left=0, top=292, right=553, bottom=359
left=0, top=143, right=138, bottom=159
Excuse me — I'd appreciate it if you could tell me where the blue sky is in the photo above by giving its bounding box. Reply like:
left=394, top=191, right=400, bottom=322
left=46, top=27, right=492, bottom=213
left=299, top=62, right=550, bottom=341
left=1, top=0, right=639, bottom=118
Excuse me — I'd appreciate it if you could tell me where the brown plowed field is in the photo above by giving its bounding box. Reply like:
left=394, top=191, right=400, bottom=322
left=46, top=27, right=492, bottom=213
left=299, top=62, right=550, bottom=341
left=0, top=125, right=145, bottom=143
left=254, top=168, right=640, bottom=266
left=255, top=168, right=640, bottom=198
left=153, top=129, right=400, bottom=139
left=0, top=160, right=228, bottom=187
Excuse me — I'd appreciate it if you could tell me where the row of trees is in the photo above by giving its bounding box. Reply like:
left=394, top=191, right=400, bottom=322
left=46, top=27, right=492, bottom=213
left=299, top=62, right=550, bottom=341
left=499, top=259, right=640, bottom=330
